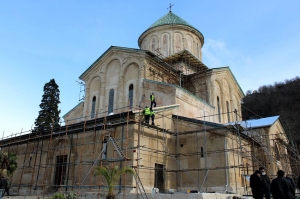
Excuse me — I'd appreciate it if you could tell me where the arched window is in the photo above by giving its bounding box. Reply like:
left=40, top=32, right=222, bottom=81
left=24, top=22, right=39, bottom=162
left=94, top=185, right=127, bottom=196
left=91, top=96, right=96, bottom=119
left=226, top=101, right=230, bottom=123
left=201, top=147, right=204, bottom=157
left=108, top=89, right=114, bottom=114
left=217, top=96, right=221, bottom=123
left=129, top=84, right=134, bottom=109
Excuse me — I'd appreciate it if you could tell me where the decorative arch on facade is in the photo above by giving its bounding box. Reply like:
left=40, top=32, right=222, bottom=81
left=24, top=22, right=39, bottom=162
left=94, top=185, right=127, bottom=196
left=48, top=136, right=75, bottom=163
left=195, top=38, right=201, bottom=59
left=105, top=59, right=121, bottom=112
left=123, top=62, right=139, bottom=109
left=122, top=61, right=140, bottom=76
left=174, top=32, right=183, bottom=53
left=222, top=79, right=231, bottom=122
left=222, top=79, right=230, bottom=97
left=185, top=34, right=193, bottom=54
left=161, top=32, right=170, bottom=57
left=102, top=57, right=122, bottom=75
left=150, top=35, right=159, bottom=53
left=214, top=80, right=222, bottom=123
left=88, top=76, right=101, bottom=92
left=47, top=136, right=77, bottom=187
left=142, top=39, right=148, bottom=50
left=87, top=76, right=101, bottom=118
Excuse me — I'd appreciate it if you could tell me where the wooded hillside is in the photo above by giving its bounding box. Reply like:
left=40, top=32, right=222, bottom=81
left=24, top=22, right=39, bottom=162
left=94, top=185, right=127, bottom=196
left=241, top=76, right=300, bottom=145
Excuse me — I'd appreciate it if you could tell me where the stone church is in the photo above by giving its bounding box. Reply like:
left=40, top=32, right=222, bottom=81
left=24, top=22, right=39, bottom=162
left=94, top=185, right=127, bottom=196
left=0, top=10, right=293, bottom=197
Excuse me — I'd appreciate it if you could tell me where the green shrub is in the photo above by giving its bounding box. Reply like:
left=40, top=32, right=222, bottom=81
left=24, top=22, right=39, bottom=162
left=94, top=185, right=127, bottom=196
left=51, top=193, right=66, bottom=199
left=66, top=192, right=77, bottom=199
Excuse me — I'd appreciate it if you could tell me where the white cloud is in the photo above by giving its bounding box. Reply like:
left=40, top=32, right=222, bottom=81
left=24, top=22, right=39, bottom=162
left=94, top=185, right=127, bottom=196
left=202, top=38, right=300, bottom=93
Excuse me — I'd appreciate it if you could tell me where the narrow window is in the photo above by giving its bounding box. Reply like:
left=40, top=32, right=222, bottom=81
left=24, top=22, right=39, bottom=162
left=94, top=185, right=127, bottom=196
left=201, top=147, right=204, bottom=157
left=275, top=143, right=280, bottom=161
left=91, top=96, right=96, bottom=119
left=108, top=89, right=114, bottom=114
left=197, top=43, right=199, bottom=58
left=29, top=156, right=32, bottom=167
left=226, top=101, right=230, bottom=123
left=217, top=97, right=221, bottom=123
left=129, top=84, right=134, bottom=109
left=101, top=139, right=108, bottom=160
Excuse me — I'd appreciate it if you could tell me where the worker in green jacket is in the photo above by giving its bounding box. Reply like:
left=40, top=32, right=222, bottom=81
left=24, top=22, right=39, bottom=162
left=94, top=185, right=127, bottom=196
left=143, top=106, right=150, bottom=124
left=150, top=108, right=155, bottom=125
left=150, top=93, right=156, bottom=108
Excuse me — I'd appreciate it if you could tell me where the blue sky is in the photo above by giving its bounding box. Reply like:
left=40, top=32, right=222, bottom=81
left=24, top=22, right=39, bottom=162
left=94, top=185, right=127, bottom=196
left=1, top=1, right=299, bottom=137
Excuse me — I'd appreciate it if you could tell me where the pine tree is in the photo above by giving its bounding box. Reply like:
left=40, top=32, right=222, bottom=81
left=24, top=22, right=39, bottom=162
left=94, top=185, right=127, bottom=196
left=35, top=79, right=61, bottom=131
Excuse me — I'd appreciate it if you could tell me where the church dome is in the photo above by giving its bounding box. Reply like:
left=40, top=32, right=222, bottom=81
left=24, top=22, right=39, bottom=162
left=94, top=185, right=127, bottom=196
left=138, top=11, right=204, bottom=60
left=147, top=11, right=201, bottom=37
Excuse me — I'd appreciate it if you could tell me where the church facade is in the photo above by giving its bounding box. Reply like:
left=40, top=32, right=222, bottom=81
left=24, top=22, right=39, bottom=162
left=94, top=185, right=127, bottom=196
left=0, top=11, right=292, bottom=197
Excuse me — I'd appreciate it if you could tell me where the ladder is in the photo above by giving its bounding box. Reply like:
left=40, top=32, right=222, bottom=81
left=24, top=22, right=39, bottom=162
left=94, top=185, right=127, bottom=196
left=133, top=167, right=148, bottom=199
left=105, top=135, right=126, bottom=159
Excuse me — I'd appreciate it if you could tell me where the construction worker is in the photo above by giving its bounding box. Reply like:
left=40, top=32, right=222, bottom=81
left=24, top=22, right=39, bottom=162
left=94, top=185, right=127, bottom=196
left=143, top=106, right=150, bottom=124
left=150, top=108, right=155, bottom=125
left=150, top=93, right=156, bottom=108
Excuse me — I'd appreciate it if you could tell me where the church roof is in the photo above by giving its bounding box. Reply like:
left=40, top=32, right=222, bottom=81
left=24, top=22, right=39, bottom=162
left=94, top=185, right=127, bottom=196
left=139, top=11, right=204, bottom=45
left=240, top=116, right=280, bottom=129
left=148, top=11, right=196, bottom=30
left=225, top=115, right=280, bottom=129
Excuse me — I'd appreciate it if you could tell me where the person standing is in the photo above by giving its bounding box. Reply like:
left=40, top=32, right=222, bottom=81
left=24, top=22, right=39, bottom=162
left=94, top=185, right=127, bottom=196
left=270, top=170, right=295, bottom=199
left=143, top=106, right=150, bottom=124
left=150, top=108, right=155, bottom=125
left=285, top=174, right=295, bottom=189
left=259, top=167, right=271, bottom=199
left=250, top=170, right=263, bottom=199
left=0, top=177, right=7, bottom=197
left=298, top=175, right=300, bottom=191
left=3, top=178, right=9, bottom=196
left=150, top=93, right=156, bottom=109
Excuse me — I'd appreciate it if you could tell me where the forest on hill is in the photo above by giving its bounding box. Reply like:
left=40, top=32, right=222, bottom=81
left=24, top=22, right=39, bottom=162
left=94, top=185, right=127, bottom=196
left=241, top=76, right=300, bottom=145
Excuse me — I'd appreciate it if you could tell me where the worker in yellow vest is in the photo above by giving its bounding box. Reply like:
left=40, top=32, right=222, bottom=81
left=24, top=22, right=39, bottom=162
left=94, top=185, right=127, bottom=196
left=150, top=93, right=156, bottom=108
left=143, top=106, right=151, bottom=124
left=150, top=108, right=155, bottom=125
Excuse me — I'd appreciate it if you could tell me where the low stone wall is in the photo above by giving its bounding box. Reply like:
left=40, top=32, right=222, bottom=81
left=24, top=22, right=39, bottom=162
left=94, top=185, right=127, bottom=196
left=2, top=193, right=253, bottom=199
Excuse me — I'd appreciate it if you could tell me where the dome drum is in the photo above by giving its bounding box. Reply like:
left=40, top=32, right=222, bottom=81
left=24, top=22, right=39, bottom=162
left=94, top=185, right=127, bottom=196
left=138, top=11, right=204, bottom=60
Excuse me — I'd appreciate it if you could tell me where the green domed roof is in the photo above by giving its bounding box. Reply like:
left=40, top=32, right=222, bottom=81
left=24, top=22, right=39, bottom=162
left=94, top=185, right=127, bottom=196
left=139, top=11, right=204, bottom=47
left=148, top=11, right=197, bottom=30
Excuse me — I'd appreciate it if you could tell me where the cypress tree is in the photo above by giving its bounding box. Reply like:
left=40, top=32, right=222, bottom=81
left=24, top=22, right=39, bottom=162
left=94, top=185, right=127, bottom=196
left=35, top=79, right=61, bottom=131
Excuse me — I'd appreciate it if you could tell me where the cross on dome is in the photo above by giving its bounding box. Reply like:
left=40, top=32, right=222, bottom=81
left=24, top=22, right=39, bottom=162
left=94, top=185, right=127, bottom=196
left=167, top=3, right=174, bottom=12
